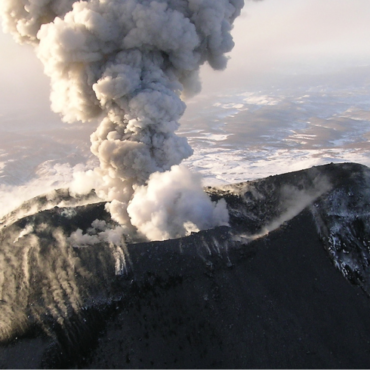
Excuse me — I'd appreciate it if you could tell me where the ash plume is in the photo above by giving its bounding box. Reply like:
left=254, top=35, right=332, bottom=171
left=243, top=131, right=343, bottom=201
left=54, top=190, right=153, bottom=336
left=1, top=0, right=244, bottom=240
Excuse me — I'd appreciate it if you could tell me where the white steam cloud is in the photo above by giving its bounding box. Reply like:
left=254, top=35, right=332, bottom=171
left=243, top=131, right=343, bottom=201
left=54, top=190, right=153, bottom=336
left=126, top=165, right=229, bottom=240
left=1, top=0, right=244, bottom=240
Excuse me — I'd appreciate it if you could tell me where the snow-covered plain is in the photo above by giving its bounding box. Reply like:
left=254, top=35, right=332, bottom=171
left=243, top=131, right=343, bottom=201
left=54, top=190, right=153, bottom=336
left=0, top=67, right=370, bottom=216
left=180, top=69, right=370, bottom=185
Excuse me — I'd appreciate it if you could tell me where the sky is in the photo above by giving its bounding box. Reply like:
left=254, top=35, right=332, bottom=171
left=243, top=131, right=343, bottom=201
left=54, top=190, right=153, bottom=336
left=203, top=0, right=370, bottom=90
left=1, top=0, right=370, bottom=118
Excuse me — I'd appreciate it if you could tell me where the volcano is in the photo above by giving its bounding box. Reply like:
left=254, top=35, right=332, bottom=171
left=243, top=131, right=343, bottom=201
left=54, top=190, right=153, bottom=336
left=1, top=162, right=370, bottom=368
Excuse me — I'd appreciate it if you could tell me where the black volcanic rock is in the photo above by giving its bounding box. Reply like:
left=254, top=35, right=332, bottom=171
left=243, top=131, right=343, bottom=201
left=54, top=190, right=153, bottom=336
left=1, top=162, right=370, bottom=368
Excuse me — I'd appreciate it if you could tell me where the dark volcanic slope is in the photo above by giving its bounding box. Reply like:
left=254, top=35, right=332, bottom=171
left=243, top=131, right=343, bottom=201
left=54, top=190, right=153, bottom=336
left=86, top=210, right=370, bottom=369
left=1, top=162, right=370, bottom=368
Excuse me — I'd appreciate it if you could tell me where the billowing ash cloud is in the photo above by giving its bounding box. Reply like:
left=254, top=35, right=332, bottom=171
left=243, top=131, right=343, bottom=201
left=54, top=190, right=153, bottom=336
left=1, top=0, right=244, bottom=240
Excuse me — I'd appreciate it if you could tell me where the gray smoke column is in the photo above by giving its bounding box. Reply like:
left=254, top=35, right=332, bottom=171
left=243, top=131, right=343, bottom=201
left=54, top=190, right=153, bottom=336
left=1, top=0, right=244, bottom=240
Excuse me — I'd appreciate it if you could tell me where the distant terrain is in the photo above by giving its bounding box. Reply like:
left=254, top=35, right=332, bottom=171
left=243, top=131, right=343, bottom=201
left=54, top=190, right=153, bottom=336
left=1, top=69, right=370, bottom=217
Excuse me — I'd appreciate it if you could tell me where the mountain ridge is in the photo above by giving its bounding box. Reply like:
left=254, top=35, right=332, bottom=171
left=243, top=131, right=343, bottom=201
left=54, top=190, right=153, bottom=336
left=1, top=162, right=370, bottom=368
